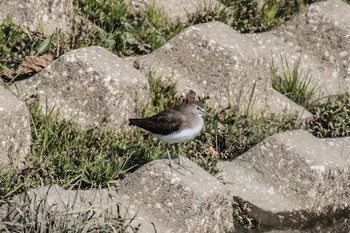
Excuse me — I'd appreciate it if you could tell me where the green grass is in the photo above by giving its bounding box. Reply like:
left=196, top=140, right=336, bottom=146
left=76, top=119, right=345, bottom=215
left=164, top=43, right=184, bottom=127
left=271, top=54, right=318, bottom=107
left=307, top=94, right=350, bottom=138
left=0, top=18, right=111, bottom=82
left=217, top=0, right=323, bottom=33
left=74, top=0, right=183, bottom=56
left=0, top=85, right=170, bottom=201
left=145, top=67, right=181, bottom=113
left=271, top=54, right=350, bottom=139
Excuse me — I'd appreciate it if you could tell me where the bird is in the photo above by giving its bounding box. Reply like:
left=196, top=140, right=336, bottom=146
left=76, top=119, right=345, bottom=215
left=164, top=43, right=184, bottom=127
left=129, top=101, right=216, bottom=173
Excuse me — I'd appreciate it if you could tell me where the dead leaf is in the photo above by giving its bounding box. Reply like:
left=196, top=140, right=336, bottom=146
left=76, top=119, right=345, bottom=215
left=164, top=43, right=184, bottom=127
left=9, top=21, right=32, bottom=40
left=1, top=54, right=54, bottom=80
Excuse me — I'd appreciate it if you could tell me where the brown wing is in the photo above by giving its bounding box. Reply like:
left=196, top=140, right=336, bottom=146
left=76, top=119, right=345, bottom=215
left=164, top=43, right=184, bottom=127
left=129, top=107, right=184, bottom=135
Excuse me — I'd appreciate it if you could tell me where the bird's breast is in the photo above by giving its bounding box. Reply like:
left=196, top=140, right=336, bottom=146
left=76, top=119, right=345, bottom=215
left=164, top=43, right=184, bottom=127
left=152, top=118, right=204, bottom=144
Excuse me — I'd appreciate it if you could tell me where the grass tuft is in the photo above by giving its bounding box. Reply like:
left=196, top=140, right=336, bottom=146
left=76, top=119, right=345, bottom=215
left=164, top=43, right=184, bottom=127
left=145, top=67, right=181, bottom=113
left=271, top=54, right=350, bottom=138
left=232, top=196, right=257, bottom=230
left=26, top=96, right=133, bottom=188
left=220, top=0, right=323, bottom=33
left=206, top=107, right=300, bottom=161
left=271, top=54, right=318, bottom=107
left=74, top=0, right=183, bottom=56
left=307, top=94, right=350, bottom=138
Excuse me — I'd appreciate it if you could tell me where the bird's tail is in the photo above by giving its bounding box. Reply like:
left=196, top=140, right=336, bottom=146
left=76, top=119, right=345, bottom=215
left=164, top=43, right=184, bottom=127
left=129, top=118, right=140, bottom=126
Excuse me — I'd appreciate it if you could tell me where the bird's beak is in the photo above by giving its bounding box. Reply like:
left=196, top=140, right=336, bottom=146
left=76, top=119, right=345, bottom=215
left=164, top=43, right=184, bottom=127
left=201, top=109, right=218, bottom=120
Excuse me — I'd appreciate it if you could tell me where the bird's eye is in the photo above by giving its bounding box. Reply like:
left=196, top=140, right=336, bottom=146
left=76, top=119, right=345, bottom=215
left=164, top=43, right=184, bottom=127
left=197, top=106, right=201, bottom=110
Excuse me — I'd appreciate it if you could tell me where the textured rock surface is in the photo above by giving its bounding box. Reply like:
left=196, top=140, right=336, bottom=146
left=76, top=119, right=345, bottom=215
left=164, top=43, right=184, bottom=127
left=132, top=0, right=350, bottom=116
left=218, top=130, right=350, bottom=228
left=14, top=46, right=150, bottom=129
left=0, top=85, right=31, bottom=168
left=134, top=21, right=312, bottom=119
left=278, top=0, right=350, bottom=93
left=0, top=0, right=72, bottom=35
left=119, top=158, right=234, bottom=232
left=250, top=0, right=350, bottom=97
left=0, top=185, right=86, bottom=222
left=1, top=158, right=235, bottom=233
left=137, top=21, right=270, bottom=106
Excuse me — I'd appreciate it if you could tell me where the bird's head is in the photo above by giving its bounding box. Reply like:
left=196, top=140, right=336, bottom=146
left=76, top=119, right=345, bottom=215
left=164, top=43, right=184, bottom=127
left=189, top=101, right=217, bottom=119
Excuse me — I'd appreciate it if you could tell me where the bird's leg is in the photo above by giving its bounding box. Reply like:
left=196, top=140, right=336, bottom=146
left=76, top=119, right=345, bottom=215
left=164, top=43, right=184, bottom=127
left=175, top=144, right=193, bottom=174
left=166, top=144, right=174, bottom=174
left=175, top=144, right=183, bottom=166
left=166, top=144, right=185, bottom=175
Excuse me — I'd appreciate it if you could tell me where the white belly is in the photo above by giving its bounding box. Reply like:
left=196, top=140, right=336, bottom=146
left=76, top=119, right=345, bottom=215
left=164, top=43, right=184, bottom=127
left=152, top=120, right=204, bottom=144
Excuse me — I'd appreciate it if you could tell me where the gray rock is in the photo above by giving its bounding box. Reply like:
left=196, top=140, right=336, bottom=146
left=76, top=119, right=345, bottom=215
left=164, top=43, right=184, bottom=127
left=2, top=131, right=350, bottom=231
left=137, top=21, right=270, bottom=106
left=0, top=0, right=72, bottom=35
left=135, top=21, right=312, bottom=119
left=218, top=130, right=350, bottom=228
left=132, top=0, right=350, bottom=119
left=0, top=185, right=84, bottom=221
left=119, top=157, right=234, bottom=232
left=0, top=85, right=31, bottom=168
left=283, top=0, right=350, bottom=92
left=14, top=46, right=150, bottom=129
left=250, top=0, right=350, bottom=97
left=1, top=158, right=235, bottom=232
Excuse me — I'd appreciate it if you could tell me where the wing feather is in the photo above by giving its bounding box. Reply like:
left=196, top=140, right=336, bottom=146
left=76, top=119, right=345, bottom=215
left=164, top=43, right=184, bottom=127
left=129, top=107, right=184, bottom=135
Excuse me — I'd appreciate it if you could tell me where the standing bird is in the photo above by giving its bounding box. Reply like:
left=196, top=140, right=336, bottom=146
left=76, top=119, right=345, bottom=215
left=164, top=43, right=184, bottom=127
left=129, top=101, right=216, bottom=172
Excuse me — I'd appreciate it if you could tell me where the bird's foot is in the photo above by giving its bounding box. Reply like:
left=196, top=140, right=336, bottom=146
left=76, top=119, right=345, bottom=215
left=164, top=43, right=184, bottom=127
left=178, top=155, right=193, bottom=174
left=167, top=147, right=192, bottom=175
left=167, top=150, right=185, bottom=175
left=168, top=163, right=185, bottom=175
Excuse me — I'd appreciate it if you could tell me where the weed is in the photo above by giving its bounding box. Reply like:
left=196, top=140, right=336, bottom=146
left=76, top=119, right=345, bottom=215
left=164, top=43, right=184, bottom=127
left=232, top=196, right=257, bottom=229
left=74, top=0, right=183, bottom=55
left=29, top=96, right=134, bottom=185
left=270, top=54, right=350, bottom=138
left=186, top=3, right=234, bottom=26
left=0, top=166, right=24, bottom=199
left=0, top=17, right=112, bottom=82
left=271, top=54, right=318, bottom=107
left=0, top=96, right=131, bottom=201
left=212, top=107, right=300, bottom=160
left=0, top=92, right=174, bottom=200
left=0, top=21, right=46, bottom=81
left=145, top=67, right=181, bottom=112
left=307, top=94, right=350, bottom=138
left=221, top=0, right=323, bottom=33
